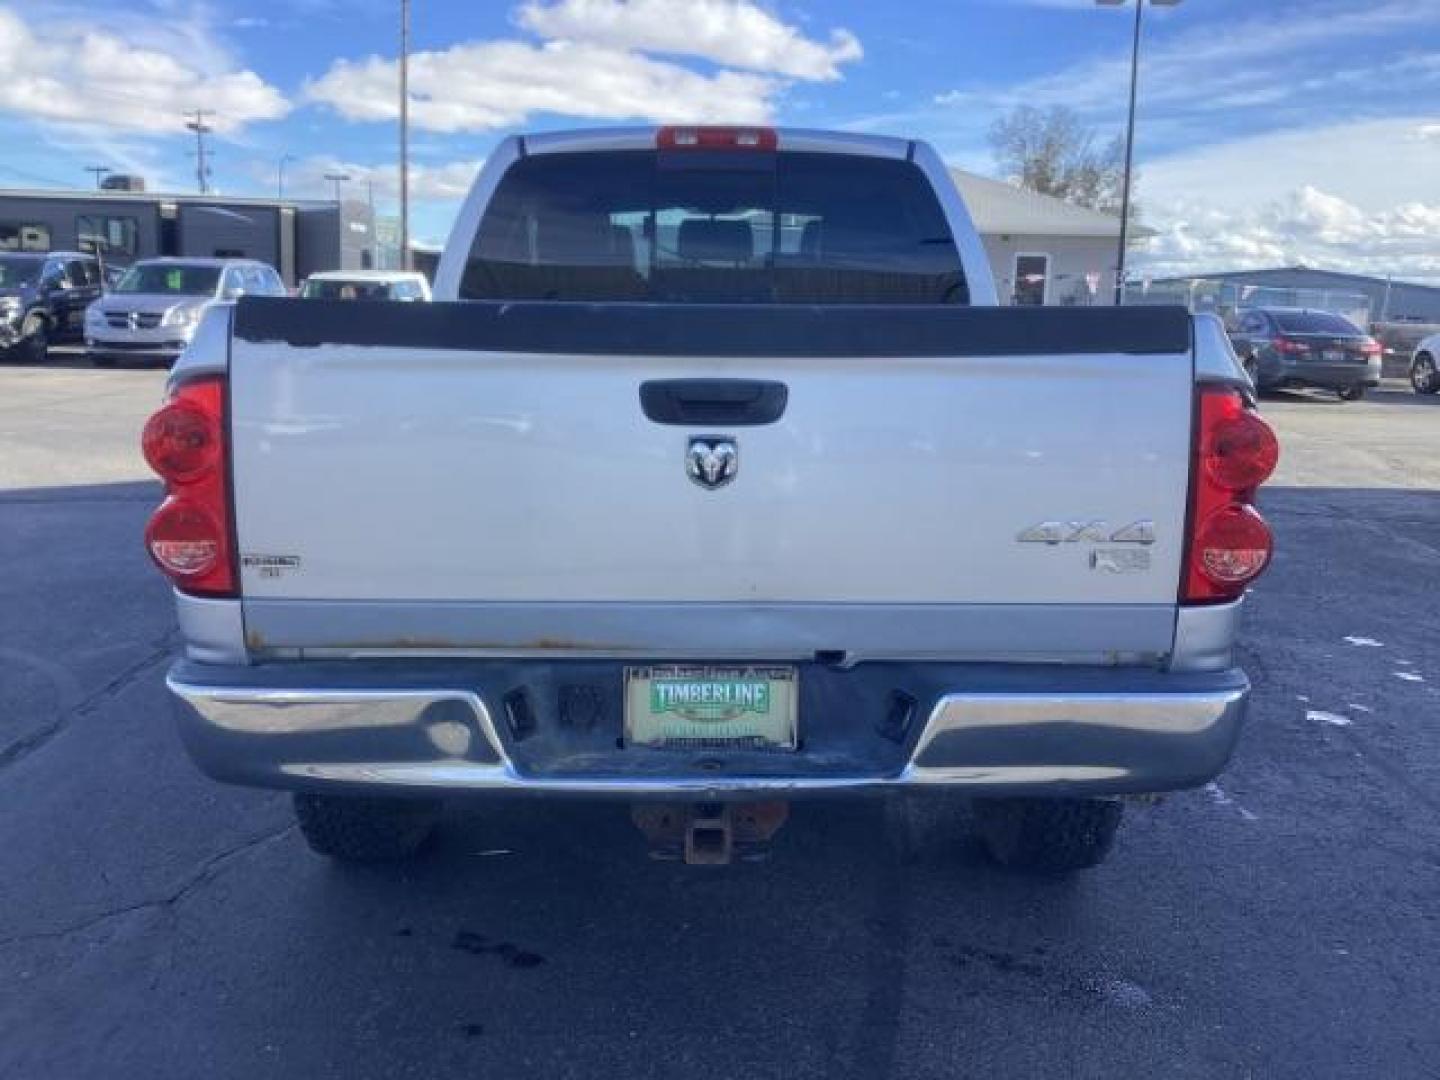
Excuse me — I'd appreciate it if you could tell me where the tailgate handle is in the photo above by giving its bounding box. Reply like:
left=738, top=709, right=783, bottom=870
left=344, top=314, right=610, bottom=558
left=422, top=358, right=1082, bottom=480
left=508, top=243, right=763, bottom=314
left=639, top=379, right=788, bottom=426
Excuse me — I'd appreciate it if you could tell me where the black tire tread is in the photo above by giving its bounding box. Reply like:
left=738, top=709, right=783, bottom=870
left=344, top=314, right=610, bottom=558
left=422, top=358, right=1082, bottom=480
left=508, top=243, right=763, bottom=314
left=973, top=797, right=1123, bottom=872
left=293, top=793, right=441, bottom=861
left=20, top=313, right=48, bottom=364
left=1413, top=353, right=1438, bottom=395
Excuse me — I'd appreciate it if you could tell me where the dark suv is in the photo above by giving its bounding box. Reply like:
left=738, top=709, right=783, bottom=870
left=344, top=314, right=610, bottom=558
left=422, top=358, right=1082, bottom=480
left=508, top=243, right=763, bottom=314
left=0, top=251, right=105, bottom=363
left=1228, top=307, right=1382, bottom=401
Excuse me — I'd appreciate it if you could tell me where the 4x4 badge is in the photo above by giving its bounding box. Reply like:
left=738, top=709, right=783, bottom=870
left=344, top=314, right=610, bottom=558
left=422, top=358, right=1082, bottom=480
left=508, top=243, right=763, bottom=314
left=686, top=437, right=738, bottom=490
left=1017, top=519, right=1155, bottom=545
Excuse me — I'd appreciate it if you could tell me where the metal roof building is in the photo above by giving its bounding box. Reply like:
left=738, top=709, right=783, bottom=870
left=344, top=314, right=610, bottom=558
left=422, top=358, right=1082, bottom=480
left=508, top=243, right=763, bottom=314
left=1143, top=266, right=1440, bottom=324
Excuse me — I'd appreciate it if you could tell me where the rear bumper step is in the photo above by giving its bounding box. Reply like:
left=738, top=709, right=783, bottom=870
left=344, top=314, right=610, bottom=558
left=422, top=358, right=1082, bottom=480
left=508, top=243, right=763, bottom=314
left=167, top=659, right=1248, bottom=798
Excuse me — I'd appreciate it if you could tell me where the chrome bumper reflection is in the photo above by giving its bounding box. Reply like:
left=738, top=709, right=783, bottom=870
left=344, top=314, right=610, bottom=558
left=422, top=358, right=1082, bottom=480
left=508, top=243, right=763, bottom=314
left=168, top=674, right=1248, bottom=796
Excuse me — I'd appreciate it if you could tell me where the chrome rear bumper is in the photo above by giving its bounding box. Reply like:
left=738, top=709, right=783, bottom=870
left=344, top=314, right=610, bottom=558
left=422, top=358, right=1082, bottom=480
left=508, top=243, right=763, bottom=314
left=168, top=659, right=1249, bottom=799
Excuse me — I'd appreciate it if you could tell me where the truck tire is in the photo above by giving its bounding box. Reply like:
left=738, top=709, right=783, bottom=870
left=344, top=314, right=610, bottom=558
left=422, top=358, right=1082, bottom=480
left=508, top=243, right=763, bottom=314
left=972, top=797, right=1123, bottom=872
left=293, top=793, right=442, bottom=861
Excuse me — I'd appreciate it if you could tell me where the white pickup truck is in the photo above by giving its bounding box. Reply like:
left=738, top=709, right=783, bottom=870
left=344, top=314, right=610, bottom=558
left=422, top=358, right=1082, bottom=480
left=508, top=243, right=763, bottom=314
left=145, top=126, right=1278, bottom=871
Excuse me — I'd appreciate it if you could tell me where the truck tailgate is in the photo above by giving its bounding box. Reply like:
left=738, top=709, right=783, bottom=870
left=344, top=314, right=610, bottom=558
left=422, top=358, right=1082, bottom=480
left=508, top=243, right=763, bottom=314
left=228, top=300, right=1194, bottom=660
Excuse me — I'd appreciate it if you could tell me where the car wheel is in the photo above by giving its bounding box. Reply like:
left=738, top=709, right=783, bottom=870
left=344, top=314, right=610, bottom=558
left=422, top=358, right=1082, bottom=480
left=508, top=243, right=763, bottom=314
left=1338, top=384, right=1366, bottom=402
left=293, top=793, right=442, bottom=861
left=1412, top=353, right=1439, bottom=395
left=19, top=312, right=48, bottom=363
left=972, top=797, right=1124, bottom=872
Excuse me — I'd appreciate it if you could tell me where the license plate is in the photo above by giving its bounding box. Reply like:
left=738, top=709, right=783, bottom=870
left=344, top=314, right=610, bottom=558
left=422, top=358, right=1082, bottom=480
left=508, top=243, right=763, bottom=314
left=624, top=666, right=798, bottom=749
left=1322, top=349, right=1344, bottom=363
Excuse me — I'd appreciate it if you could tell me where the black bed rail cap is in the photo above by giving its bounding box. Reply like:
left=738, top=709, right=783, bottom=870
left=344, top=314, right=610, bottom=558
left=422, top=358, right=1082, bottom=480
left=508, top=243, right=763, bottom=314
left=234, top=297, right=1192, bottom=358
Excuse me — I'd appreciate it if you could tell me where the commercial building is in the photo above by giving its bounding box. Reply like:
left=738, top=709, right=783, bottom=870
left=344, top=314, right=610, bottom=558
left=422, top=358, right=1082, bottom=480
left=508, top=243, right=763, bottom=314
left=0, top=189, right=380, bottom=286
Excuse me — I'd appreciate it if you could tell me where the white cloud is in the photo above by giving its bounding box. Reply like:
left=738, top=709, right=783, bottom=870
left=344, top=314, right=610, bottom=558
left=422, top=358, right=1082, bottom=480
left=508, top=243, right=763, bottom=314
left=515, top=0, right=861, bottom=80
left=1135, top=116, right=1440, bottom=283
left=1140, top=117, right=1440, bottom=217
left=307, top=0, right=860, bottom=133
left=308, top=39, right=779, bottom=132
left=0, top=6, right=290, bottom=135
left=303, top=38, right=777, bottom=132
left=1136, top=186, right=1440, bottom=284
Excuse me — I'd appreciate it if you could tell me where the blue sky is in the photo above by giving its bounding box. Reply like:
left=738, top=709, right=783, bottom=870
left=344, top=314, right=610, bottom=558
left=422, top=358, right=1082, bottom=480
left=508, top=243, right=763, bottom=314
left=3, top=0, right=1439, bottom=279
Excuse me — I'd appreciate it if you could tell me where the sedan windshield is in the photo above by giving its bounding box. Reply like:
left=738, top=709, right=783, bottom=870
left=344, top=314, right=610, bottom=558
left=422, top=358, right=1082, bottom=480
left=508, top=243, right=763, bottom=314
left=115, top=264, right=222, bottom=296
left=0, top=255, right=43, bottom=289
left=301, top=279, right=393, bottom=300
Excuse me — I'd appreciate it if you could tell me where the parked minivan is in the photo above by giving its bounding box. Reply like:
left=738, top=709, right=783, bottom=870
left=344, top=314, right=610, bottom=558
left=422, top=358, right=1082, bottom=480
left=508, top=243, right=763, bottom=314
left=85, top=258, right=286, bottom=367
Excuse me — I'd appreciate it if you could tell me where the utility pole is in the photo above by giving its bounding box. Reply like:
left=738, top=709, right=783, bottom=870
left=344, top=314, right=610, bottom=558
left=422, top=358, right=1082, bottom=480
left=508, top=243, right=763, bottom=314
left=399, top=0, right=411, bottom=271
left=184, top=109, right=215, bottom=194
left=324, top=172, right=350, bottom=204
left=84, top=166, right=111, bottom=189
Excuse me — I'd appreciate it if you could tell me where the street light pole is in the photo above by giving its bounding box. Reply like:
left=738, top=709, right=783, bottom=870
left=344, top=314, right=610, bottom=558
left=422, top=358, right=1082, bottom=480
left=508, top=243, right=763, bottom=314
left=277, top=154, right=297, bottom=199
left=1113, top=0, right=1143, bottom=305
left=1099, top=0, right=1180, bottom=305
left=324, top=172, right=350, bottom=204
left=399, top=0, right=411, bottom=272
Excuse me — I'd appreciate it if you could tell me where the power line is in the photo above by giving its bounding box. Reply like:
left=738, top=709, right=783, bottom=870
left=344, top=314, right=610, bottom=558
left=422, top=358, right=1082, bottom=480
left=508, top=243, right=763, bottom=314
left=0, top=162, right=72, bottom=189
left=184, top=109, right=215, bottom=194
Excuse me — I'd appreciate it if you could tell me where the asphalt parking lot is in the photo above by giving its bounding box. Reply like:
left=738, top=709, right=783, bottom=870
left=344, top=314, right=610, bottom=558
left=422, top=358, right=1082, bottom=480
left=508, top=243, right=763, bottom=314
left=2, top=353, right=1437, bottom=1079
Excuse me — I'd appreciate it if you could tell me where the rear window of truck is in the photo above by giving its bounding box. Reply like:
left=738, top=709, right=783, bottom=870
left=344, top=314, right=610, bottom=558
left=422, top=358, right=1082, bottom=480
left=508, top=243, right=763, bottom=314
left=1271, top=311, right=1362, bottom=335
left=460, top=150, right=968, bottom=305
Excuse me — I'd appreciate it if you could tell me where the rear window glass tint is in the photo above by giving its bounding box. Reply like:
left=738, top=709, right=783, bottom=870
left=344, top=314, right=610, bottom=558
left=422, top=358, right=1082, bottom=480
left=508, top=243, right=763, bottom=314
left=461, top=149, right=966, bottom=305
left=1271, top=311, right=1361, bottom=334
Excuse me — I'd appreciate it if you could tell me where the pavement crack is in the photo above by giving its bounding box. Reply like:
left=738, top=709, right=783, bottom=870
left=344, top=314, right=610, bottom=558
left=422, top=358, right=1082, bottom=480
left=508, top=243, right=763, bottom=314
left=0, top=823, right=296, bottom=951
left=0, top=629, right=179, bottom=771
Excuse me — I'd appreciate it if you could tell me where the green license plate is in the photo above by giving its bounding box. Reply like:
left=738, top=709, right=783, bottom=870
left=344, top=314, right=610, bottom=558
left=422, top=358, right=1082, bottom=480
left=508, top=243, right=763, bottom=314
left=624, top=666, right=798, bottom=749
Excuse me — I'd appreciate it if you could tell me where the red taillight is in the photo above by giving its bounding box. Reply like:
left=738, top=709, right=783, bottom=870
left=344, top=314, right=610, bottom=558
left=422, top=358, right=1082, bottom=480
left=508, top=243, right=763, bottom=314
left=142, top=399, right=220, bottom=481
left=657, top=125, right=777, bottom=151
left=1202, top=403, right=1280, bottom=493
left=1193, top=505, right=1273, bottom=585
left=1359, top=339, right=1382, bottom=357
left=1183, top=387, right=1279, bottom=603
left=145, top=500, right=225, bottom=578
left=142, top=376, right=235, bottom=596
left=1272, top=336, right=1308, bottom=354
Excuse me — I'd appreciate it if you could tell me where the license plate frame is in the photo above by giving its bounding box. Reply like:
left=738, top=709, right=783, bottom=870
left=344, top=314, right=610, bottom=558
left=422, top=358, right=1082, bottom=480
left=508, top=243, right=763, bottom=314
left=623, top=665, right=799, bottom=750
